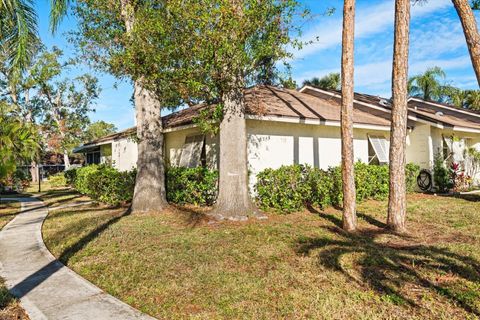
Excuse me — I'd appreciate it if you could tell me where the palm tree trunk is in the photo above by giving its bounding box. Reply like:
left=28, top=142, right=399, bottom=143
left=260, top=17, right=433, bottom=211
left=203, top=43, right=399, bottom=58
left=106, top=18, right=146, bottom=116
left=211, top=86, right=256, bottom=220
left=452, top=0, right=480, bottom=87
left=341, top=0, right=357, bottom=232
left=388, top=0, right=411, bottom=233
left=120, top=0, right=168, bottom=212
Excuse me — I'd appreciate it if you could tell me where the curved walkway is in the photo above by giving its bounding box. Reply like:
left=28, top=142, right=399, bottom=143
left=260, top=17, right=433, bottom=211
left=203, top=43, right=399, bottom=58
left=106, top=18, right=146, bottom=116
left=0, top=197, right=155, bottom=320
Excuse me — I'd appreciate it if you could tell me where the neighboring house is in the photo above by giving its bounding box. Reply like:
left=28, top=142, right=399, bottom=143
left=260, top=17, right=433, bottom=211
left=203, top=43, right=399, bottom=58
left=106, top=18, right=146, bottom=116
left=74, top=85, right=480, bottom=189
left=73, top=128, right=138, bottom=171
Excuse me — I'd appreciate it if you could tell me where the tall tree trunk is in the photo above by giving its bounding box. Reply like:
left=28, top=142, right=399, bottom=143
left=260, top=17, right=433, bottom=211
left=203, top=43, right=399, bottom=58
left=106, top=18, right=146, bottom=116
left=120, top=0, right=168, bottom=212
left=341, top=0, right=357, bottom=232
left=211, top=86, right=256, bottom=221
left=131, top=81, right=168, bottom=212
left=63, top=150, right=71, bottom=169
left=452, top=0, right=480, bottom=87
left=388, top=0, right=411, bottom=233
left=25, top=91, right=38, bottom=182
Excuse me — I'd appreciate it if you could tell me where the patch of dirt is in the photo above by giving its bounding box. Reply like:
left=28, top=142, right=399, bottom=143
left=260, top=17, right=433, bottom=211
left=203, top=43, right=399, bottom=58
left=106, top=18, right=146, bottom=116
left=0, top=303, right=29, bottom=320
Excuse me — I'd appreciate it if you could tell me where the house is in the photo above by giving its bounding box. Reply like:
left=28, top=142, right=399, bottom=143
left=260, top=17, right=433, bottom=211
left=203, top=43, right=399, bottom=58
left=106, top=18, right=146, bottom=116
left=74, top=85, right=480, bottom=189
left=73, top=127, right=138, bottom=171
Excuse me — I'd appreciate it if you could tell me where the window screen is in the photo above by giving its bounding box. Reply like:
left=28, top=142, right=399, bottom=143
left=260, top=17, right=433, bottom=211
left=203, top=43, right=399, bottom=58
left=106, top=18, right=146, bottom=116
left=179, top=135, right=205, bottom=168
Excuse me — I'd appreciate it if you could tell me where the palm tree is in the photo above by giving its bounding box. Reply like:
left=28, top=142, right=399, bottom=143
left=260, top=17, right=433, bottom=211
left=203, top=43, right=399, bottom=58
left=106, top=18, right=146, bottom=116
left=0, top=0, right=68, bottom=73
left=341, top=0, right=357, bottom=232
left=303, top=72, right=341, bottom=90
left=408, top=66, right=447, bottom=101
left=0, top=102, right=39, bottom=179
left=387, top=0, right=411, bottom=233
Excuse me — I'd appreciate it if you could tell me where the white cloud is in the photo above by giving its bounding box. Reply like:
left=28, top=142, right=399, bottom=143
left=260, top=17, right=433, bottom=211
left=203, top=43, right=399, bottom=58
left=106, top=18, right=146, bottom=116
left=293, top=0, right=451, bottom=60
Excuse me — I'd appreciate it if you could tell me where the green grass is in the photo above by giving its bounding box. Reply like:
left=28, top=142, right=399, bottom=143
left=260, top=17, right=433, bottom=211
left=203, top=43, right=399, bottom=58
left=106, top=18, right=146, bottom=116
left=42, top=192, right=480, bottom=319
left=0, top=200, right=21, bottom=230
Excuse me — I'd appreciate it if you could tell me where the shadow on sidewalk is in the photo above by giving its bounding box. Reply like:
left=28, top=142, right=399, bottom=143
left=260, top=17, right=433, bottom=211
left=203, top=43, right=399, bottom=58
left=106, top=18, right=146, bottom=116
left=8, top=207, right=131, bottom=299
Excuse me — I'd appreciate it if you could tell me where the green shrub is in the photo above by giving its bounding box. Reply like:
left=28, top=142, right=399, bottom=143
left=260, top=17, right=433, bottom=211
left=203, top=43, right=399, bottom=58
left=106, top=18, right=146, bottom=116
left=255, top=165, right=312, bottom=213
left=255, top=162, right=420, bottom=213
left=433, top=153, right=453, bottom=192
left=73, top=165, right=136, bottom=206
left=48, top=173, right=67, bottom=187
left=406, top=163, right=421, bottom=192
left=166, top=167, right=218, bottom=206
left=64, top=168, right=77, bottom=185
left=72, top=165, right=218, bottom=207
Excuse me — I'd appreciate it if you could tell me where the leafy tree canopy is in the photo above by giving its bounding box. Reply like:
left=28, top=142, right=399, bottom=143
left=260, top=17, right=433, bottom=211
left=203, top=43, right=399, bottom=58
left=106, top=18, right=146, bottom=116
left=73, top=0, right=306, bottom=108
left=84, top=121, right=117, bottom=142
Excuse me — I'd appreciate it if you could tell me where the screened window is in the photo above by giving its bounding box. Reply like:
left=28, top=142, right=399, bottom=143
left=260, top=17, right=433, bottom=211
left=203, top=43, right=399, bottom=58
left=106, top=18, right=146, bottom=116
left=179, top=135, right=205, bottom=168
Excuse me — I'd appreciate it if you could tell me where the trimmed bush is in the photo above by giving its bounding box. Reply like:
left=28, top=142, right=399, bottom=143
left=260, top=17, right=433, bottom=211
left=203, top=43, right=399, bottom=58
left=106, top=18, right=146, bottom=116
left=254, top=165, right=312, bottom=212
left=64, top=168, right=77, bottom=185
left=255, top=163, right=421, bottom=213
left=69, top=165, right=218, bottom=206
left=48, top=173, right=67, bottom=187
left=166, top=167, right=218, bottom=206
left=71, top=165, right=136, bottom=206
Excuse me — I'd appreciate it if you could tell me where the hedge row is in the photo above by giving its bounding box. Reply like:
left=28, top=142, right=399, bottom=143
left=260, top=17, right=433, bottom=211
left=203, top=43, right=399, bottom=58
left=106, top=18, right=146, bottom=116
left=65, top=165, right=136, bottom=206
left=66, top=163, right=420, bottom=211
left=65, top=165, right=218, bottom=206
left=255, top=163, right=420, bottom=213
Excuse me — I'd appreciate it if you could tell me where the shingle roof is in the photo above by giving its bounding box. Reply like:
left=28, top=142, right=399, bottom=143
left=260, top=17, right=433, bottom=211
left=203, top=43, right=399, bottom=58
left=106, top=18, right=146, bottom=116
left=407, top=98, right=480, bottom=130
left=162, top=85, right=392, bottom=129
left=80, top=85, right=480, bottom=150
left=301, top=85, right=480, bottom=132
left=82, top=127, right=136, bottom=147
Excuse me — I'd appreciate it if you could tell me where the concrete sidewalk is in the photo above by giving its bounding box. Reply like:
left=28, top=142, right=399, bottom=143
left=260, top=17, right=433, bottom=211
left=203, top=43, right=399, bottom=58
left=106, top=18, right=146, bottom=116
left=0, top=197, right=155, bottom=320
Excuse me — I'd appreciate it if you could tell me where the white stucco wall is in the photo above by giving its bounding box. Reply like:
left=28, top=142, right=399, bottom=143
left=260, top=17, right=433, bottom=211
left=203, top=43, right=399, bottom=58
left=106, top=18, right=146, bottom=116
left=112, top=138, right=138, bottom=171
left=164, top=127, right=218, bottom=170
left=100, top=144, right=112, bottom=165
left=406, top=124, right=432, bottom=169
left=246, top=119, right=390, bottom=188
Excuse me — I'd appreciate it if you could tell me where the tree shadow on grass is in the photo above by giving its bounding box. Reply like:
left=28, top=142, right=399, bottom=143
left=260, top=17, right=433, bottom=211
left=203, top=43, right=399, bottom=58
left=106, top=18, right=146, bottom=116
left=170, top=204, right=212, bottom=228
left=438, top=193, right=480, bottom=203
left=296, top=221, right=480, bottom=316
left=57, top=207, right=132, bottom=265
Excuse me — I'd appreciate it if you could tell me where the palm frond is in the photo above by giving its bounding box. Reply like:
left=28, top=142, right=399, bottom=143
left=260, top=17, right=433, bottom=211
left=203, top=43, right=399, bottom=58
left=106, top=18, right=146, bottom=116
left=50, top=0, right=70, bottom=33
left=1, top=0, right=39, bottom=73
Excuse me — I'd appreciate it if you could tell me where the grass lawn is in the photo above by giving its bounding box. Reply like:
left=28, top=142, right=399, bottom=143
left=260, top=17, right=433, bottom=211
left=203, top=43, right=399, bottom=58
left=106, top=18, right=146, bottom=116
left=42, top=192, right=480, bottom=319
left=0, top=199, right=29, bottom=320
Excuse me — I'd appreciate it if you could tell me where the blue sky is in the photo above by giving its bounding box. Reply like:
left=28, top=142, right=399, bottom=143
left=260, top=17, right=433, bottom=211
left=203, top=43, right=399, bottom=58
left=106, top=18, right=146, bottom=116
left=36, top=0, right=479, bottom=130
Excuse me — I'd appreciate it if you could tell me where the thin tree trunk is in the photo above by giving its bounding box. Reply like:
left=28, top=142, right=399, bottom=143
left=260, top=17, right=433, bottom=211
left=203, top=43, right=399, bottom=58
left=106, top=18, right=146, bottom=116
left=63, top=150, right=71, bottom=169
left=341, top=0, right=357, bottom=232
left=120, top=0, right=168, bottom=212
left=452, top=0, right=480, bottom=87
left=211, top=86, right=257, bottom=220
left=388, top=0, right=411, bottom=233
left=25, top=91, right=38, bottom=182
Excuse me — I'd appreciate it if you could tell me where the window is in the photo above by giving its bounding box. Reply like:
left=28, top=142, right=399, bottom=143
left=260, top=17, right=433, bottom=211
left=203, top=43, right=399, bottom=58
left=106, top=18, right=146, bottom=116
left=442, top=136, right=452, bottom=161
left=179, top=135, right=205, bottom=168
left=368, top=135, right=389, bottom=165
left=86, top=151, right=101, bottom=165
